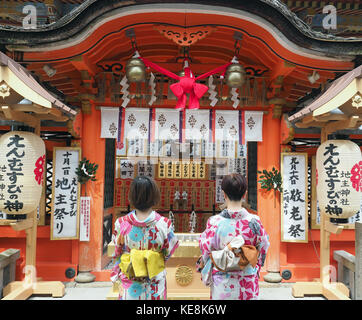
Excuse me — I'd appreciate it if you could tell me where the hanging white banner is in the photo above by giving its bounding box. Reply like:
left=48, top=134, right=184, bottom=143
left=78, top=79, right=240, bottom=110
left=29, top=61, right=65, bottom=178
left=244, top=111, right=263, bottom=142
left=185, top=109, right=210, bottom=141
left=124, top=108, right=149, bottom=140
left=215, top=110, right=239, bottom=141
left=281, top=153, right=308, bottom=243
left=155, top=108, right=181, bottom=141
left=79, top=196, right=91, bottom=242
left=100, top=107, right=119, bottom=139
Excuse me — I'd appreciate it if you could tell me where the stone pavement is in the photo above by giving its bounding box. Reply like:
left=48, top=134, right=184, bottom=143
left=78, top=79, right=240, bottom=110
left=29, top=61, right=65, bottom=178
left=28, top=281, right=326, bottom=300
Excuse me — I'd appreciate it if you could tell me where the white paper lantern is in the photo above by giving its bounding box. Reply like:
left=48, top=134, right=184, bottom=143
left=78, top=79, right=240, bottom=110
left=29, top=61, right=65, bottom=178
left=316, top=139, right=361, bottom=220
left=0, top=131, right=45, bottom=215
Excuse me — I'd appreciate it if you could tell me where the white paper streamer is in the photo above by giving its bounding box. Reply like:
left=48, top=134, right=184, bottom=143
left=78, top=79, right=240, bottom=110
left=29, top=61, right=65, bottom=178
left=120, top=74, right=130, bottom=108
left=169, top=210, right=175, bottom=230
left=208, top=75, right=218, bottom=107
left=148, top=72, right=156, bottom=106
left=230, top=87, right=240, bottom=108
left=189, top=210, right=196, bottom=233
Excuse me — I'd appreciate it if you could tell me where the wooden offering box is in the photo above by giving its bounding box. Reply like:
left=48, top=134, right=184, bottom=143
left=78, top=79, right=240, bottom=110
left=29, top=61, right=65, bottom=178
left=166, top=233, right=209, bottom=300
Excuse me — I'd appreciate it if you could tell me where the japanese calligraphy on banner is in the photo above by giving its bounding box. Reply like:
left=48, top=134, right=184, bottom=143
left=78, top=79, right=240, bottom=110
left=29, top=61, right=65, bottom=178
left=201, top=140, right=215, bottom=160
left=159, top=140, right=180, bottom=160
left=79, top=196, right=90, bottom=242
left=0, top=132, right=45, bottom=215
left=281, top=153, right=308, bottom=243
left=216, top=140, right=236, bottom=158
left=316, top=140, right=361, bottom=220
left=137, top=160, right=155, bottom=178
left=51, top=147, right=81, bottom=240
left=173, top=161, right=182, bottom=178
left=215, top=177, right=225, bottom=203
left=181, top=161, right=190, bottom=179
left=228, top=158, right=246, bottom=177
left=119, top=159, right=135, bottom=179
left=127, top=138, right=148, bottom=157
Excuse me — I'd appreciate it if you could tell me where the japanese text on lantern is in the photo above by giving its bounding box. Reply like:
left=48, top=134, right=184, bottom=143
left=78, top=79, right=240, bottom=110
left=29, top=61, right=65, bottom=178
left=281, top=153, right=308, bottom=242
left=51, top=148, right=81, bottom=240
left=2, top=135, right=25, bottom=213
left=323, top=143, right=343, bottom=217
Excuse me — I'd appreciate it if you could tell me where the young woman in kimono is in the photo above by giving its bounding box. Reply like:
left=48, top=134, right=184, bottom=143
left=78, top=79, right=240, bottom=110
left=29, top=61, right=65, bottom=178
left=110, top=176, right=179, bottom=300
left=199, top=173, right=270, bottom=300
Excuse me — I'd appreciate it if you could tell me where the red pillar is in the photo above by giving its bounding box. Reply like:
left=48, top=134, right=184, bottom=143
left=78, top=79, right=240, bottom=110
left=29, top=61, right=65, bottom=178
left=257, top=107, right=282, bottom=282
left=75, top=103, right=105, bottom=281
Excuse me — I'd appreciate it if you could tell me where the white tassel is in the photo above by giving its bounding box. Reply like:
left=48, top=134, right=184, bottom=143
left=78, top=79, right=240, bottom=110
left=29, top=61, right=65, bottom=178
left=230, top=87, right=240, bottom=108
left=120, top=74, right=130, bottom=108
left=148, top=72, right=156, bottom=106
left=208, top=75, right=218, bottom=107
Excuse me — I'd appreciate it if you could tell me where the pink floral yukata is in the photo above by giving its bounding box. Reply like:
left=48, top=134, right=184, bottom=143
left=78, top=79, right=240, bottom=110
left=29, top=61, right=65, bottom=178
left=199, top=208, right=270, bottom=300
left=110, top=211, right=179, bottom=300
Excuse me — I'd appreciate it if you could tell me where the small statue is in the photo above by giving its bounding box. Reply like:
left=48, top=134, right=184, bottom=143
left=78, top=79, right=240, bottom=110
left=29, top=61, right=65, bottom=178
left=181, top=191, right=188, bottom=210
left=173, top=190, right=181, bottom=209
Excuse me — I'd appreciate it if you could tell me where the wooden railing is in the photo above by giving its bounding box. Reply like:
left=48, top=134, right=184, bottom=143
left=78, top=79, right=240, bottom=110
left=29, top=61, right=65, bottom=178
left=333, top=222, right=362, bottom=300
left=0, top=249, right=20, bottom=299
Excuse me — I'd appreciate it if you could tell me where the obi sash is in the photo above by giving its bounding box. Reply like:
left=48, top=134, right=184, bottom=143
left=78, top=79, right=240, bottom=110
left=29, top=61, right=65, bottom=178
left=210, top=236, right=258, bottom=272
left=119, top=249, right=165, bottom=280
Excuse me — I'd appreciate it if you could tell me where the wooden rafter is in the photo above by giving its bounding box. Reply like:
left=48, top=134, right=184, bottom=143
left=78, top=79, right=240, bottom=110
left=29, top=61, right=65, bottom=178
left=324, top=115, right=360, bottom=134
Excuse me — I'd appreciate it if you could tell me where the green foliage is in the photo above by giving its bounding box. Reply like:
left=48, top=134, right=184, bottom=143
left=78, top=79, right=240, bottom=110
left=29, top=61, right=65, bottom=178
left=257, top=167, right=283, bottom=193
left=75, top=157, right=98, bottom=185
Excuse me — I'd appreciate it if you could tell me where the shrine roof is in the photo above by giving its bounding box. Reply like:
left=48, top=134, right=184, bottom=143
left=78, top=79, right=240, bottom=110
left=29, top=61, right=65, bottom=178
left=0, top=0, right=360, bottom=57
left=0, top=51, right=77, bottom=117
left=288, top=64, right=362, bottom=122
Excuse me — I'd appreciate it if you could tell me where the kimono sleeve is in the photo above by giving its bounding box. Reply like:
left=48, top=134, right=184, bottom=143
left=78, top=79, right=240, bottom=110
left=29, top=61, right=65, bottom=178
left=162, top=218, right=179, bottom=261
left=254, top=217, right=270, bottom=268
left=199, top=216, right=218, bottom=264
left=111, top=217, right=127, bottom=259
left=110, top=217, right=127, bottom=283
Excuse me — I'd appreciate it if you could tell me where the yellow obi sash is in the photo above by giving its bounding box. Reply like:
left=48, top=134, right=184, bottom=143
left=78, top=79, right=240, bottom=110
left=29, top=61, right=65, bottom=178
left=120, top=249, right=165, bottom=280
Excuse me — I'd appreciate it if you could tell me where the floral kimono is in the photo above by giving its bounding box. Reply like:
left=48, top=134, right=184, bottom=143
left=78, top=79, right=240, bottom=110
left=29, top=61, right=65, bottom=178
left=199, top=208, right=270, bottom=300
left=110, top=211, right=179, bottom=300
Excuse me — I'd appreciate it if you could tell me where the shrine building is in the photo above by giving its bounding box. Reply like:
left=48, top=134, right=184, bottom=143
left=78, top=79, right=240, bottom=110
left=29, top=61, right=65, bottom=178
left=0, top=0, right=361, bottom=298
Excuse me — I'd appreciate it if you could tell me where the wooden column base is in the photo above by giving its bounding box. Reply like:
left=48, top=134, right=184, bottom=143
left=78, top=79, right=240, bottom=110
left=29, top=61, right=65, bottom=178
left=1, top=280, right=65, bottom=300
left=292, top=281, right=350, bottom=300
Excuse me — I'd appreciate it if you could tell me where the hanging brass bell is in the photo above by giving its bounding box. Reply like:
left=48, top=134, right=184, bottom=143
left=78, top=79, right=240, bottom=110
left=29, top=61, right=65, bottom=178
left=177, top=70, right=185, bottom=77
left=225, top=63, right=246, bottom=88
left=125, top=58, right=146, bottom=82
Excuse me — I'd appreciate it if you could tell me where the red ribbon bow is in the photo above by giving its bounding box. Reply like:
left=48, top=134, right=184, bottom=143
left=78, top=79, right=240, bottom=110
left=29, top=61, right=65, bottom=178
left=139, top=56, right=231, bottom=110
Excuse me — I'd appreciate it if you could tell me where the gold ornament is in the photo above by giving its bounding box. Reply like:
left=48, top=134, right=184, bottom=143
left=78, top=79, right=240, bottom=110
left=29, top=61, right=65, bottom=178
left=126, top=58, right=146, bottom=82
left=225, top=63, right=246, bottom=88
left=175, top=265, right=193, bottom=286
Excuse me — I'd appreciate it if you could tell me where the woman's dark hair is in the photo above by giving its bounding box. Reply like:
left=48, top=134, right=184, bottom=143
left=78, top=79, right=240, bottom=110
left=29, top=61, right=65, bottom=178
left=221, top=173, right=247, bottom=201
left=128, top=176, right=160, bottom=211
